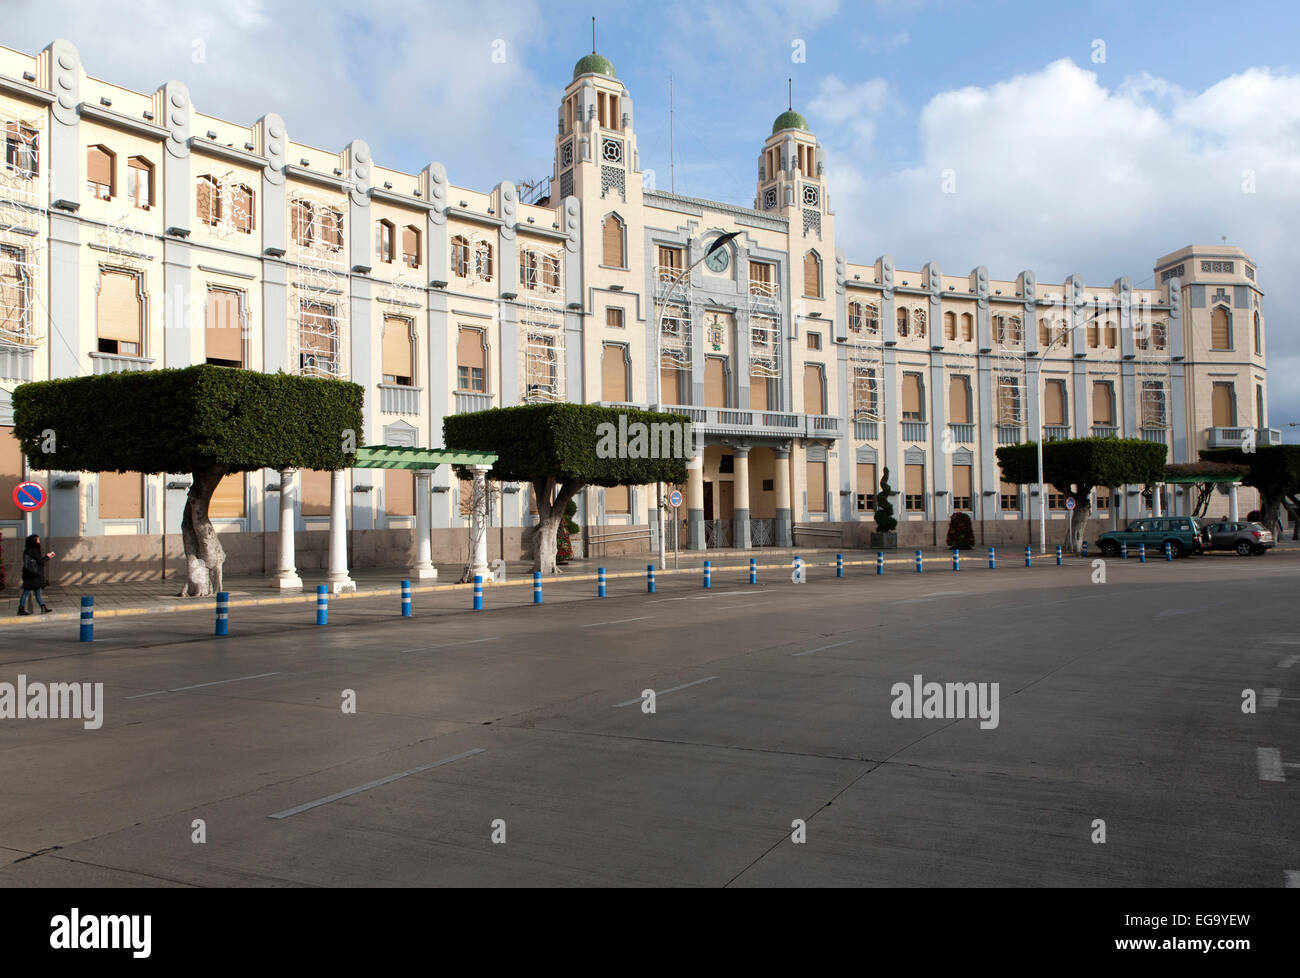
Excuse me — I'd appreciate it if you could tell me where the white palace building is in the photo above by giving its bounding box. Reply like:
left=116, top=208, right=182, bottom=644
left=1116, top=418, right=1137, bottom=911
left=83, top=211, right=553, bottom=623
left=0, top=42, right=1274, bottom=583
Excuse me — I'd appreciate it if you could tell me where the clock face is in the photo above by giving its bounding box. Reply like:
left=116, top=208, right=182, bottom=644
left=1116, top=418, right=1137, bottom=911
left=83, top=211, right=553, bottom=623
left=705, top=245, right=730, bottom=273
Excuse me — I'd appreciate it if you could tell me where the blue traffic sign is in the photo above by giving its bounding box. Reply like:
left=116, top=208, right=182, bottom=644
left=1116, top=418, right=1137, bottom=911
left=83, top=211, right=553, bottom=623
left=13, top=481, right=44, bottom=512
left=669, top=489, right=683, bottom=508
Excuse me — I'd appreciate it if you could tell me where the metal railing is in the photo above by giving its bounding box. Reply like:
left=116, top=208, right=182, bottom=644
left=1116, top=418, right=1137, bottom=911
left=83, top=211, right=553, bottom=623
left=1091, top=425, right=1118, bottom=438
left=948, top=423, right=974, bottom=443
left=901, top=421, right=927, bottom=442
left=586, top=526, right=652, bottom=557
left=379, top=384, right=422, bottom=415
left=1044, top=425, right=1070, bottom=441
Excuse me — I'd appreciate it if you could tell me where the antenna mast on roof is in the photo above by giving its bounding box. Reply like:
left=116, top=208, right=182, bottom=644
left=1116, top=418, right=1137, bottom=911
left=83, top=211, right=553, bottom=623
left=788, top=77, right=792, bottom=111
left=592, top=17, right=596, bottom=53
left=669, top=73, right=675, bottom=194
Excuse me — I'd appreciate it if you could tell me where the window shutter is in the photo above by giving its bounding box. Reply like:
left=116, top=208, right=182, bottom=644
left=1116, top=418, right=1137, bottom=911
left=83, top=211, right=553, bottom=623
left=385, top=470, right=415, bottom=517
left=233, top=185, right=253, bottom=231
left=856, top=463, right=876, bottom=507
left=0, top=426, right=24, bottom=521
left=803, top=364, right=823, bottom=415
left=602, top=216, right=624, bottom=267
left=803, top=252, right=819, bottom=296
left=601, top=344, right=628, bottom=402
left=902, top=373, right=922, bottom=417
left=299, top=470, right=331, bottom=516
left=807, top=461, right=826, bottom=512
left=944, top=311, right=956, bottom=340
left=1211, top=307, right=1231, bottom=349
left=905, top=463, right=924, bottom=497
left=605, top=308, right=623, bottom=329
left=402, top=226, right=420, bottom=264
left=949, top=376, right=970, bottom=423
left=197, top=177, right=214, bottom=225
left=382, top=317, right=413, bottom=382
left=704, top=358, right=727, bottom=407
left=1212, top=384, right=1234, bottom=427
left=750, top=371, right=769, bottom=410
left=457, top=327, right=485, bottom=372
left=97, top=270, right=142, bottom=345
left=961, top=313, right=973, bottom=341
left=660, top=367, right=682, bottom=405
left=87, top=147, right=113, bottom=189
left=210, top=473, right=246, bottom=518
left=205, top=289, right=243, bottom=364
left=99, top=471, right=143, bottom=519
left=953, top=465, right=972, bottom=505
left=1092, top=382, right=1112, bottom=424
left=1045, top=379, right=1066, bottom=426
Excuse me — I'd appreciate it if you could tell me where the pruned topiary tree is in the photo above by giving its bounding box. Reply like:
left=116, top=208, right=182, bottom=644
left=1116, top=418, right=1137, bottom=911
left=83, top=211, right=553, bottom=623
left=945, top=511, right=975, bottom=550
left=1202, top=445, right=1300, bottom=537
left=874, top=467, right=898, bottom=534
left=445, top=403, right=690, bottom=574
left=12, top=366, right=363, bottom=596
left=997, top=438, right=1168, bottom=552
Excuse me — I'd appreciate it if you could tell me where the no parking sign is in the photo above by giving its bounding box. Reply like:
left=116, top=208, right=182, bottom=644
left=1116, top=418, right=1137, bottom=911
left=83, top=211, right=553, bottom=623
left=668, top=489, right=682, bottom=509
left=12, top=481, right=45, bottom=512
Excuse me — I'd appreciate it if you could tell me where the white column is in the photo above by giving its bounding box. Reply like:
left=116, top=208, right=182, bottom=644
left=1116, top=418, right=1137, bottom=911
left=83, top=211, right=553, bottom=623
left=1153, top=484, right=1163, bottom=517
left=410, top=470, right=436, bottom=580
left=469, top=464, right=490, bottom=580
left=1229, top=484, right=1240, bottom=522
left=272, top=467, right=303, bottom=589
left=326, top=468, right=355, bottom=592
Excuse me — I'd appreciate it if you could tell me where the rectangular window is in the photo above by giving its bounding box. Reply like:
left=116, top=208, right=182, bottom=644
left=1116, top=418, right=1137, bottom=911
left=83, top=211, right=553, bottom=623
left=298, top=301, right=336, bottom=376
left=803, top=364, right=824, bottom=415
left=1212, top=382, right=1235, bottom=428
left=204, top=287, right=243, bottom=367
left=210, top=473, right=246, bottom=519
left=902, top=373, right=923, bottom=421
left=322, top=209, right=344, bottom=251
left=806, top=332, right=821, bottom=350
left=291, top=199, right=312, bottom=245
left=807, top=461, right=826, bottom=513
left=0, top=425, right=25, bottom=521
left=87, top=146, right=114, bottom=200
left=386, top=470, right=415, bottom=517
left=1105, top=321, right=1118, bottom=349
left=97, top=269, right=144, bottom=357
left=905, top=463, right=925, bottom=512
left=99, top=471, right=143, bottom=520
left=749, top=261, right=774, bottom=295
left=1092, top=381, right=1114, bottom=425
left=1257, top=385, right=1265, bottom=427
left=376, top=221, right=394, bottom=263
left=953, top=465, right=972, bottom=511
left=459, top=478, right=475, bottom=518
left=605, top=484, right=630, bottom=514
left=457, top=327, right=486, bottom=393
left=1044, top=379, right=1067, bottom=426
left=402, top=226, right=420, bottom=268
left=606, top=307, right=624, bottom=329
left=704, top=357, right=727, bottom=408
left=1048, top=490, right=1067, bottom=510
left=1, top=245, right=30, bottom=341
left=300, top=470, right=331, bottom=517
left=199, top=176, right=223, bottom=227
left=127, top=158, right=152, bottom=210
left=1000, top=481, right=1020, bottom=512
left=853, top=367, right=878, bottom=419
left=1087, top=320, right=1100, bottom=347
left=656, top=245, right=684, bottom=280
left=1141, top=381, right=1166, bottom=428
left=601, top=343, right=629, bottom=403
left=382, top=316, right=414, bottom=386
left=997, top=379, right=1022, bottom=424
left=1095, top=487, right=1110, bottom=511
left=231, top=185, right=254, bottom=233
left=855, top=462, right=876, bottom=512
left=661, top=366, right=684, bottom=405
left=4, top=124, right=38, bottom=178
left=949, top=376, right=971, bottom=424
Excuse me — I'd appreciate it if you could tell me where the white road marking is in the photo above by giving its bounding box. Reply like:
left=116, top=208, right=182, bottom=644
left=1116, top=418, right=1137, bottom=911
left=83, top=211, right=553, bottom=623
left=268, top=748, right=486, bottom=819
left=125, top=672, right=282, bottom=700
left=792, top=639, right=856, bottom=657
left=614, top=675, right=717, bottom=708
left=1278, top=655, right=1299, bottom=668
left=649, top=592, right=746, bottom=603
left=716, top=601, right=769, bottom=610
left=894, top=590, right=964, bottom=605
left=397, top=636, right=499, bottom=654
left=1266, top=638, right=1300, bottom=645
left=1262, top=688, right=1281, bottom=708
left=583, top=617, right=650, bottom=628
left=1257, top=747, right=1285, bottom=782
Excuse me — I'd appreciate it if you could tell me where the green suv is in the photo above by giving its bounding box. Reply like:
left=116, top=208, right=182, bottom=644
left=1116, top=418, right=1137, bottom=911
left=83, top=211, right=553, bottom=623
left=1096, top=517, right=1207, bottom=558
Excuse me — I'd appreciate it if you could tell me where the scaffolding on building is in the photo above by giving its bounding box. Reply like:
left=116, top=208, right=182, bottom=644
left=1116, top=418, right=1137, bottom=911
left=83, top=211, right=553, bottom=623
left=94, top=209, right=150, bottom=266
left=846, top=296, right=883, bottom=422
left=747, top=275, right=781, bottom=386
left=205, top=170, right=255, bottom=240
left=0, top=111, right=43, bottom=345
left=288, top=188, right=350, bottom=380
left=1133, top=295, right=1172, bottom=431
left=518, top=241, right=565, bottom=402
left=993, top=310, right=1027, bottom=427
left=451, top=228, right=497, bottom=289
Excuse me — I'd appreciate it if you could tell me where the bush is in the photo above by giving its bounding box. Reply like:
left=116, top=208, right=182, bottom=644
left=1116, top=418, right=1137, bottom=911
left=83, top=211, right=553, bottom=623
left=557, top=499, right=579, bottom=563
left=946, top=511, right=975, bottom=549
left=874, top=467, right=898, bottom=533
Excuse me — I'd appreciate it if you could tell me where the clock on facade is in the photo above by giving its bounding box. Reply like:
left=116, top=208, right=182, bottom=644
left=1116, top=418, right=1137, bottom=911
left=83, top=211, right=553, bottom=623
left=704, top=243, right=730, bottom=273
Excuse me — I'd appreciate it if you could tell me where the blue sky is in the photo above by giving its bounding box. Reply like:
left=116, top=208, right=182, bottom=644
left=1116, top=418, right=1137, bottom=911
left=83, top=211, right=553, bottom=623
left=6, top=0, right=1299, bottom=436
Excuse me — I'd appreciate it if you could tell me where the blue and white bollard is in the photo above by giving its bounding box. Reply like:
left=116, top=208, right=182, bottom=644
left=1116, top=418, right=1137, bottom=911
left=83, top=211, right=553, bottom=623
left=401, top=580, right=412, bottom=617
left=876, top=551, right=884, bottom=575
left=473, top=575, right=484, bottom=610
left=703, top=560, right=712, bottom=589
left=837, top=553, right=844, bottom=578
left=953, top=549, right=960, bottom=571
left=1082, top=540, right=1088, bottom=558
left=749, top=557, right=757, bottom=585
left=598, top=567, right=607, bottom=598
left=215, top=591, right=229, bottom=636
left=647, top=564, right=655, bottom=594
left=316, top=585, right=328, bottom=625
left=1025, top=546, right=1032, bottom=567
left=1121, top=541, right=1128, bottom=560
left=1056, top=546, right=1062, bottom=566
left=1165, top=541, right=1173, bottom=561
left=915, top=549, right=924, bottom=573
left=534, top=571, right=543, bottom=604
left=79, top=596, right=94, bottom=643
left=1139, top=543, right=1146, bottom=563
left=988, top=547, right=996, bottom=569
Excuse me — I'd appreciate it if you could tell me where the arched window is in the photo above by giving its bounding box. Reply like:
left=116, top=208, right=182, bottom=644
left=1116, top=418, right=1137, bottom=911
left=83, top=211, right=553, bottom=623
left=1210, top=306, right=1231, bottom=349
left=127, top=156, right=153, bottom=210
left=1038, top=317, right=1050, bottom=347
left=960, top=312, right=973, bottom=341
left=87, top=145, right=115, bottom=200
left=475, top=241, right=494, bottom=281
left=1254, top=310, right=1262, bottom=354
left=602, top=214, right=625, bottom=268
left=848, top=300, right=863, bottom=334
left=451, top=235, right=469, bottom=278
left=199, top=175, right=223, bottom=227
left=375, top=220, right=394, bottom=263
left=402, top=225, right=421, bottom=268
left=896, top=307, right=909, bottom=338
left=96, top=268, right=144, bottom=357
left=943, top=311, right=956, bottom=341
left=382, top=316, right=415, bottom=386
left=231, top=184, right=254, bottom=232
left=803, top=251, right=821, bottom=298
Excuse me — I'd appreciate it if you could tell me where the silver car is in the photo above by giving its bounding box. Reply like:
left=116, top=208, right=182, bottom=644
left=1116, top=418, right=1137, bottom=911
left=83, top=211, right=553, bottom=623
left=1203, top=521, right=1275, bottom=556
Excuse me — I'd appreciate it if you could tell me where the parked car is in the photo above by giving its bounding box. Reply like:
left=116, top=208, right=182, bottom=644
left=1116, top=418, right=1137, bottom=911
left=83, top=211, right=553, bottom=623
left=1096, top=517, right=1207, bottom=558
left=1202, top=520, right=1274, bottom=556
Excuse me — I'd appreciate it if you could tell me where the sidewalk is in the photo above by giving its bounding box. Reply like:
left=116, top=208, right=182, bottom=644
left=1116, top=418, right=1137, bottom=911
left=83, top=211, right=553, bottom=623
left=2, top=540, right=1295, bottom=628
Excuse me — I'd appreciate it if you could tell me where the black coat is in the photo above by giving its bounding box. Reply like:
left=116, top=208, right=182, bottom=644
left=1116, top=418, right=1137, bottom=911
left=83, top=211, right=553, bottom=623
left=21, top=547, right=47, bottom=589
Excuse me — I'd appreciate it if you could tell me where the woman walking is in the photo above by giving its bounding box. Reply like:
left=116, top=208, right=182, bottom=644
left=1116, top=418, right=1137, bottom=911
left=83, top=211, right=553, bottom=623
left=17, top=533, right=53, bottom=615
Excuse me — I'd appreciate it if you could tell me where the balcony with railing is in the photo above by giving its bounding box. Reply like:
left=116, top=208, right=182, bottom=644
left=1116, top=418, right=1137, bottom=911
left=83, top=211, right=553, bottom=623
left=997, top=425, right=1024, bottom=445
left=91, top=352, right=154, bottom=375
left=948, top=423, right=974, bottom=443
left=1208, top=426, right=1282, bottom=449
left=454, top=391, right=494, bottom=414
left=378, top=384, right=422, bottom=416
left=853, top=421, right=879, bottom=440
left=1091, top=425, right=1118, bottom=438
left=1043, top=425, right=1070, bottom=441
left=1141, top=427, right=1168, bottom=444
left=901, top=421, right=927, bottom=443
left=664, top=405, right=842, bottom=440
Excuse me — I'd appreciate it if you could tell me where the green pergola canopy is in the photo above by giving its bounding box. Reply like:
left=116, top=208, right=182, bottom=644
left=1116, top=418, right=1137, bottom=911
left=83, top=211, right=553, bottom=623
left=353, top=445, right=497, bottom=470
left=1162, top=473, right=1242, bottom=484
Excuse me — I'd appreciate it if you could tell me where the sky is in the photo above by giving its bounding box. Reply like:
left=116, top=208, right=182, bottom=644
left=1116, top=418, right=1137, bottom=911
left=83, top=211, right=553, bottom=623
left=4, top=0, right=1298, bottom=438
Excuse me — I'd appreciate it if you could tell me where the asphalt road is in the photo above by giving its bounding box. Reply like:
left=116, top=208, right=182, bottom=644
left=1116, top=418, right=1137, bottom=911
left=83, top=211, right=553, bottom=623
left=1, top=553, right=1296, bottom=887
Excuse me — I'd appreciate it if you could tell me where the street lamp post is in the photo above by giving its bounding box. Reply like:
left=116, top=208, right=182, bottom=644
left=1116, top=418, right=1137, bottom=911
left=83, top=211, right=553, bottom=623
left=653, top=231, right=741, bottom=570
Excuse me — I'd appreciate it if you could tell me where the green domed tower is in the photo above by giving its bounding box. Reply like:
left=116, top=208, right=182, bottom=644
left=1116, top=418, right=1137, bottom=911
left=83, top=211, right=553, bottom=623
left=553, top=50, right=640, bottom=210
left=573, top=53, right=617, bottom=80
left=755, top=105, right=825, bottom=223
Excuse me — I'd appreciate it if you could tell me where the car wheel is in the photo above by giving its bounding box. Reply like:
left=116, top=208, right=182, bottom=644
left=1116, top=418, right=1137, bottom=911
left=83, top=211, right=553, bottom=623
left=1167, top=540, right=1185, bottom=558
left=1100, top=540, right=1119, bottom=557
left=1235, top=541, right=1253, bottom=556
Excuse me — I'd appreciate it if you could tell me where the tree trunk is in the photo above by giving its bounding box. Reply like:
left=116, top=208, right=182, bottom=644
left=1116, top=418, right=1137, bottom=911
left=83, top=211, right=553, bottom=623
left=179, top=465, right=228, bottom=597
left=1257, top=489, right=1285, bottom=538
left=531, top=477, right=582, bottom=575
left=1065, top=490, right=1092, bottom=553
